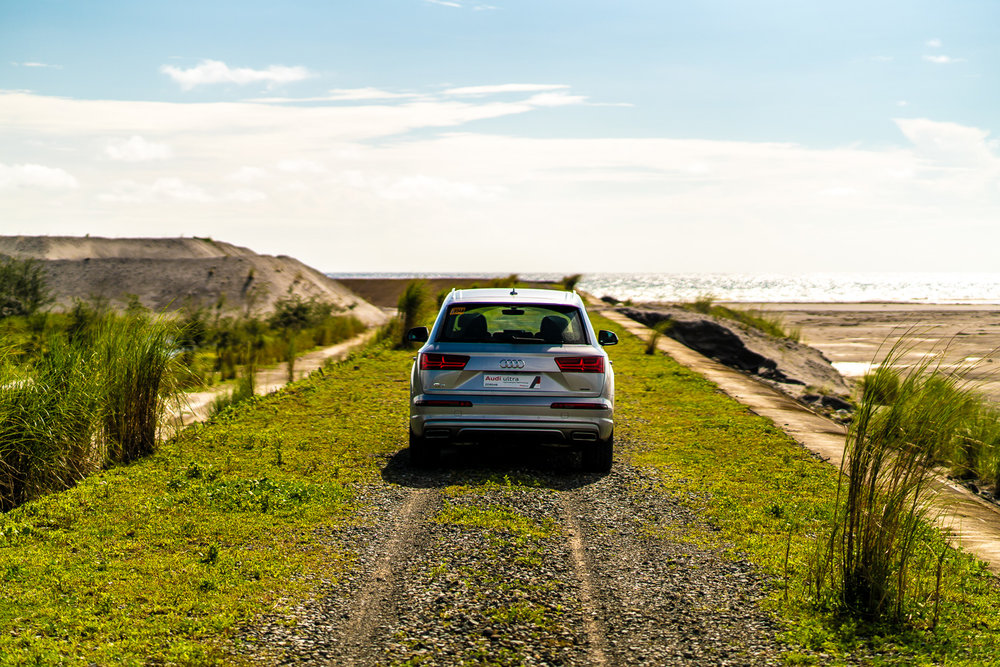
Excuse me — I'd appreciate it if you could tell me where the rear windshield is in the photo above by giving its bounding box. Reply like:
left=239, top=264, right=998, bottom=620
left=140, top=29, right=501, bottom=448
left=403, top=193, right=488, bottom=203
left=436, top=303, right=588, bottom=344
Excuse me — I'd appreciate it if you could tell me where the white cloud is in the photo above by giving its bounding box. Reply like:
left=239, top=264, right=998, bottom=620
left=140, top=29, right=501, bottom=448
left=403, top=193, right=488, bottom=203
left=225, top=189, right=268, bottom=203
left=820, top=186, right=860, bottom=197
left=894, top=117, right=996, bottom=167
left=923, top=54, right=965, bottom=64
left=98, top=177, right=267, bottom=204
left=525, top=92, right=587, bottom=107
left=445, top=83, right=569, bottom=96
left=247, top=88, right=425, bottom=104
left=926, top=38, right=943, bottom=48
left=896, top=100, right=908, bottom=107
left=161, top=59, right=311, bottom=90
left=4, top=90, right=1000, bottom=273
left=226, top=166, right=270, bottom=183
left=0, top=163, right=78, bottom=189
left=99, top=178, right=213, bottom=203
left=338, top=172, right=505, bottom=200
left=12, top=61, right=62, bottom=69
left=276, top=159, right=328, bottom=174
left=424, top=0, right=496, bottom=8
left=104, top=135, right=173, bottom=161
left=376, top=174, right=504, bottom=201
left=324, top=88, right=422, bottom=101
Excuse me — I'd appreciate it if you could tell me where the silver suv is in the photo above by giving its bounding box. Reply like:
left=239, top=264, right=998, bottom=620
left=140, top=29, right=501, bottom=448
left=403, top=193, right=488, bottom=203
left=406, top=287, right=617, bottom=471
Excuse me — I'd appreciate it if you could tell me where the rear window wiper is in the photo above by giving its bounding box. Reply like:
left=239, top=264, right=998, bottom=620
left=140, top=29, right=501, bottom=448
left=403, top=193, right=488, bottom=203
left=510, top=336, right=542, bottom=344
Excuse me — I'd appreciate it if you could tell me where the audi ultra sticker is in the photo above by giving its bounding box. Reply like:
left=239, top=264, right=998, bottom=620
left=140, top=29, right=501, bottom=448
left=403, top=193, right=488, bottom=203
left=483, top=374, right=542, bottom=389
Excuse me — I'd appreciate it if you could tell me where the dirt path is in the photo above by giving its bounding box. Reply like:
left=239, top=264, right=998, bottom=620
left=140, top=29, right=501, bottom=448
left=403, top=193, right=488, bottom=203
left=238, top=444, right=786, bottom=666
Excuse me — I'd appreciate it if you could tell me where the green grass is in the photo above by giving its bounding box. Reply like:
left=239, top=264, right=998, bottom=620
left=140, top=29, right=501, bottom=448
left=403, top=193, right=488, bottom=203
left=684, top=295, right=801, bottom=341
left=0, top=344, right=409, bottom=664
left=595, top=310, right=1000, bottom=664
left=3, top=312, right=1000, bottom=664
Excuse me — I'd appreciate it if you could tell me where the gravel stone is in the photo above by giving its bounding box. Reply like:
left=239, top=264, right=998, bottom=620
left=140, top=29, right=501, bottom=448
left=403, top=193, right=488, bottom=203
left=234, top=443, right=824, bottom=665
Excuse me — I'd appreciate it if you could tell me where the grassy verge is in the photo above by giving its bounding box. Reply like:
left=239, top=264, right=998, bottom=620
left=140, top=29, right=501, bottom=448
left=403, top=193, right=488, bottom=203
left=3, top=311, right=1000, bottom=664
left=684, top=295, right=801, bottom=341
left=594, top=311, right=1000, bottom=664
left=0, top=344, right=410, bottom=664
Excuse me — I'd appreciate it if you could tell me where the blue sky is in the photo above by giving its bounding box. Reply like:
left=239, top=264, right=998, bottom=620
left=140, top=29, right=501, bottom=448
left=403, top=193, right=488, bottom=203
left=2, top=1, right=998, bottom=273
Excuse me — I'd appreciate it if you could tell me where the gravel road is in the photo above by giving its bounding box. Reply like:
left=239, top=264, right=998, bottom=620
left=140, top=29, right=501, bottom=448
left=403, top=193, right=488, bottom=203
left=238, top=439, right=792, bottom=665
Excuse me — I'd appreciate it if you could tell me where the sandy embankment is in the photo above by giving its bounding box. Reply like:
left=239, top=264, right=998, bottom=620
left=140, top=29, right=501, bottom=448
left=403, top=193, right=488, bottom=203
left=747, top=303, right=1000, bottom=401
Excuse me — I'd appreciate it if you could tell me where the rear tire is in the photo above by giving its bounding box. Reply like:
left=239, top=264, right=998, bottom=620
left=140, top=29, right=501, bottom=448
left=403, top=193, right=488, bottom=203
left=581, top=432, right=613, bottom=473
left=409, top=429, right=440, bottom=468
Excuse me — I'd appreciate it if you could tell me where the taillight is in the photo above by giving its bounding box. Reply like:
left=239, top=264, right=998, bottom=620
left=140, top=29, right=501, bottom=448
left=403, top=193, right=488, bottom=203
left=555, top=356, right=604, bottom=373
left=420, top=353, right=469, bottom=370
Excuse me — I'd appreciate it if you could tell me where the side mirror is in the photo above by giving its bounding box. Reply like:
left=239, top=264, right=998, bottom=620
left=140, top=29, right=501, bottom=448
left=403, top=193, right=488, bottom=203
left=406, top=326, right=429, bottom=343
left=597, top=330, right=618, bottom=346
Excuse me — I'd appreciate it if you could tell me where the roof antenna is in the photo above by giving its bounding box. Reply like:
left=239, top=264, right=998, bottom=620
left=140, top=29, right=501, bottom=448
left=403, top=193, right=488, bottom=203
left=510, top=286, right=518, bottom=296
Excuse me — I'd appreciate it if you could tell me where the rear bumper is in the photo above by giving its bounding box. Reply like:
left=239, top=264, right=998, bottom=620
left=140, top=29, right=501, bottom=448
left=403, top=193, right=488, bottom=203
left=414, top=419, right=613, bottom=444
left=410, top=394, right=613, bottom=442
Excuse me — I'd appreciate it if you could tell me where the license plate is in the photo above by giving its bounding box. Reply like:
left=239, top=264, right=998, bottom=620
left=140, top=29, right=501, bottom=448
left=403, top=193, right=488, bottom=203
left=483, top=374, right=541, bottom=389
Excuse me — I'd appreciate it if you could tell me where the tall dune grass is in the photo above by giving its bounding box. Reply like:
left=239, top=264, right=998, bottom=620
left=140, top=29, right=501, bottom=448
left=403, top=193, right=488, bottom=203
left=813, top=340, right=1000, bottom=622
left=0, top=313, right=180, bottom=510
left=0, top=339, right=103, bottom=509
left=97, top=314, right=179, bottom=462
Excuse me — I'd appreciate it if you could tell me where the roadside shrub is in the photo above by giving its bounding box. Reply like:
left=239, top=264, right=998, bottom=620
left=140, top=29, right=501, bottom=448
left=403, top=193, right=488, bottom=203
left=645, top=320, right=672, bottom=355
left=682, top=295, right=800, bottom=342
left=0, top=257, right=53, bottom=318
left=209, top=363, right=256, bottom=418
left=560, top=274, right=583, bottom=291
left=397, top=280, right=428, bottom=348
left=690, top=293, right=715, bottom=314
left=812, top=341, right=1000, bottom=622
left=0, top=338, right=103, bottom=510
left=98, top=313, right=180, bottom=463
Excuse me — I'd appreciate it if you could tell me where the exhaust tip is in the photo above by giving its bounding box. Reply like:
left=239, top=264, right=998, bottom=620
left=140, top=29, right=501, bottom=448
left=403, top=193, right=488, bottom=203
left=571, top=432, right=598, bottom=442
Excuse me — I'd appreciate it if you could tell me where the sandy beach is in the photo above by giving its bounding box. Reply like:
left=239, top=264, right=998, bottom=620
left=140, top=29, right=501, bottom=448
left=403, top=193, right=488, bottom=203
left=748, top=303, right=1000, bottom=400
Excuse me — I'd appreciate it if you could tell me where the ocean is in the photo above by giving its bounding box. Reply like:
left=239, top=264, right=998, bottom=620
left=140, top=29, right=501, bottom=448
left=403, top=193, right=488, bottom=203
left=329, top=272, right=1000, bottom=305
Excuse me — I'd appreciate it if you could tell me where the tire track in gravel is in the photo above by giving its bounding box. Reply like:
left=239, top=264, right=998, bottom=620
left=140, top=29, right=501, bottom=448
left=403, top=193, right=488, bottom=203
left=234, top=483, right=441, bottom=665
left=563, top=460, right=787, bottom=666
left=560, top=498, right=611, bottom=666
left=238, top=446, right=793, bottom=665
left=339, top=488, right=437, bottom=665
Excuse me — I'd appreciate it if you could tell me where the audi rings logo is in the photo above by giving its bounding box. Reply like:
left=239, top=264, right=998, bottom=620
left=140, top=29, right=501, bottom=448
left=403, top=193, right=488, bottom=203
left=499, top=359, right=525, bottom=369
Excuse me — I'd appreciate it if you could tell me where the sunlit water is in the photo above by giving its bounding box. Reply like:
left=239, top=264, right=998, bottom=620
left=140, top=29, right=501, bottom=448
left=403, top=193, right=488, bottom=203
left=330, top=272, right=1000, bottom=305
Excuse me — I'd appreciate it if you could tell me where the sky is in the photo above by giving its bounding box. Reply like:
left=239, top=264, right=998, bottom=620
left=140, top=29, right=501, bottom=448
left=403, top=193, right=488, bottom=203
left=1, top=0, right=998, bottom=274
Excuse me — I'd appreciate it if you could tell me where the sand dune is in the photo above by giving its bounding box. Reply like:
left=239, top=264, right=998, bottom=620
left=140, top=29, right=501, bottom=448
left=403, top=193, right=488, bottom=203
left=0, top=235, right=387, bottom=326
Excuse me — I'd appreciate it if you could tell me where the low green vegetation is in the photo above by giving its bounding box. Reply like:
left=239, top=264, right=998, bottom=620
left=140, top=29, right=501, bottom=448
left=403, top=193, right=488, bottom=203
left=609, top=310, right=1000, bottom=664
left=0, top=290, right=364, bottom=511
left=2, top=303, right=1000, bottom=664
left=684, top=293, right=801, bottom=341
left=0, top=344, right=407, bottom=664
left=177, top=294, right=365, bottom=387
